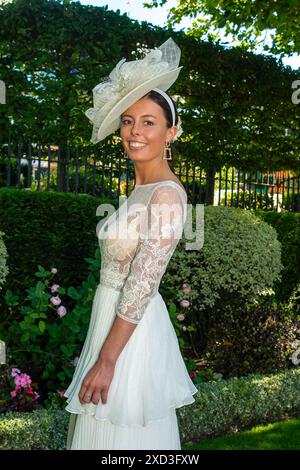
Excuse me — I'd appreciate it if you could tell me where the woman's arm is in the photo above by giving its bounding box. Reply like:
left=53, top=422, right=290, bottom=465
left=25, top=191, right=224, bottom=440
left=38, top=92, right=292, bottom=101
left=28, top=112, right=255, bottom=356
left=78, top=316, right=137, bottom=405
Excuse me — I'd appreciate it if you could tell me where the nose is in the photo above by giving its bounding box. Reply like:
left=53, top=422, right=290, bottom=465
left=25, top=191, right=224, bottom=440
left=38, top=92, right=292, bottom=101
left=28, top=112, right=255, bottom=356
left=130, top=120, right=142, bottom=136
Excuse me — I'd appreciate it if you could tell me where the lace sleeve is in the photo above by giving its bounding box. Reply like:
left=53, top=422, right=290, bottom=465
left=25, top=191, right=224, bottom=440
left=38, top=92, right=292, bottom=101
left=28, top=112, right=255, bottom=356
left=115, top=185, right=186, bottom=324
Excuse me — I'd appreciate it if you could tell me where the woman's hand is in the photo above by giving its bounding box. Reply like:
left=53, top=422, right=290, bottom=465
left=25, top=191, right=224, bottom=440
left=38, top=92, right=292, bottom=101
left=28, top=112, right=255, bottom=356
left=78, top=359, right=115, bottom=406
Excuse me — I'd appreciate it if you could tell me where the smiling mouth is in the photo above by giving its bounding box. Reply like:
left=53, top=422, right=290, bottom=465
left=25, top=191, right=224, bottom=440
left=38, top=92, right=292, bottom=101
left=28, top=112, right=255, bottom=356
left=128, top=142, right=147, bottom=150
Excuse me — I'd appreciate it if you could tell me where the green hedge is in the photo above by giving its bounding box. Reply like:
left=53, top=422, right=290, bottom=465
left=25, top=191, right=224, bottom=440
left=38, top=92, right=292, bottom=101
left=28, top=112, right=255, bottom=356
left=254, top=209, right=300, bottom=302
left=1, top=368, right=300, bottom=449
left=0, top=187, right=116, bottom=294
left=179, top=367, right=300, bottom=443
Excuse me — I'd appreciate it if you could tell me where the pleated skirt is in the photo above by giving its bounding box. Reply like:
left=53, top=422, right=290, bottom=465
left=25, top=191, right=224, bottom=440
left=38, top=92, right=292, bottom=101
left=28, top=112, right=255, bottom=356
left=68, top=408, right=181, bottom=450
left=64, top=283, right=198, bottom=450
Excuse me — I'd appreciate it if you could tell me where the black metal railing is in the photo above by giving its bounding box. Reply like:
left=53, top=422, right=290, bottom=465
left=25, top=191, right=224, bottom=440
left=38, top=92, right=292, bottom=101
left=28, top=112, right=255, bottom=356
left=0, top=141, right=299, bottom=212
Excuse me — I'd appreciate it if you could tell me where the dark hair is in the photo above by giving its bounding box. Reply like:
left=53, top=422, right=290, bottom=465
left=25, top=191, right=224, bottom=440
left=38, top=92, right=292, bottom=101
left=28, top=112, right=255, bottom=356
left=143, top=89, right=178, bottom=173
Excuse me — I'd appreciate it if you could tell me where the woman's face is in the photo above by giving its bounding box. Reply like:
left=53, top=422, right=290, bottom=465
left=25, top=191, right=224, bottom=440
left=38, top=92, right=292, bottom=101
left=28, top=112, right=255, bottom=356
left=120, top=96, right=176, bottom=162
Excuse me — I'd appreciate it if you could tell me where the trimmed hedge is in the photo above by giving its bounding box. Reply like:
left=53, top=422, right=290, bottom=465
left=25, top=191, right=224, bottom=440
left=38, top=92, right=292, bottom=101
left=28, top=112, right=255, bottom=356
left=0, top=187, right=116, bottom=294
left=254, top=209, right=300, bottom=302
left=179, top=367, right=300, bottom=443
left=1, top=368, right=300, bottom=449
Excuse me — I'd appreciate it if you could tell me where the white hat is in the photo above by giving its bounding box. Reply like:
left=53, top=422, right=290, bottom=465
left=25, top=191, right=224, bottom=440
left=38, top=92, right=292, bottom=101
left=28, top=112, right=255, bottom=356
left=85, top=37, right=182, bottom=144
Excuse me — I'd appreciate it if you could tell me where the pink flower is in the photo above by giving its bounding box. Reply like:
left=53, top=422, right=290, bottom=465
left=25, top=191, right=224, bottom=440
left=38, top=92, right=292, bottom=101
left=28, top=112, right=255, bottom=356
left=11, top=368, right=21, bottom=377
left=51, top=268, right=58, bottom=274
left=189, top=370, right=197, bottom=379
left=14, top=373, right=32, bottom=388
left=182, top=325, right=187, bottom=331
left=182, top=283, right=191, bottom=294
left=10, top=390, right=17, bottom=398
left=177, top=314, right=185, bottom=322
left=51, top=284, right=60, bottom=293
left=33, top=392, right=40, bottom=400
left=50, top=295, right=61, bottom=306
left=57, top=390, right=66, bottom=397
left=180, top=299, right=190, bottom=308
left=57, top=305, right=67, bottom=318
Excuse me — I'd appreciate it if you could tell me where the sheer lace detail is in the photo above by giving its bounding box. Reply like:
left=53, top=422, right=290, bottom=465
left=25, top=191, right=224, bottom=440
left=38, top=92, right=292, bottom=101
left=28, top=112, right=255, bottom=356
left=98, top=207, right=146, bottom=291
left=114, top=185, right=186, bottom=324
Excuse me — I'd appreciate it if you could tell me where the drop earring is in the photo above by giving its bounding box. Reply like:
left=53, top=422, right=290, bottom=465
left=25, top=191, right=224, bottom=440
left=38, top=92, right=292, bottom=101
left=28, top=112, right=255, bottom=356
left=163, top=141, right=172, bottom=160
left=123, top=150, right=129, bottom=159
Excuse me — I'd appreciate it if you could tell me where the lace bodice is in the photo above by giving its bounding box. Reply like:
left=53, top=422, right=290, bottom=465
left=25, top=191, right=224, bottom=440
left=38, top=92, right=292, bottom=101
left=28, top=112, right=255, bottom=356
left=97, top=181, right=187, bottom=324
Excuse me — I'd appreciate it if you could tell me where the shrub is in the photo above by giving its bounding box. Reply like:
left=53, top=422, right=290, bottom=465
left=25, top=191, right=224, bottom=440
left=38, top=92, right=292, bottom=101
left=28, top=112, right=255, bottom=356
left=0, top=187, right=115, bottom=302
left=254, top=210, right=300, bottom=303
left=221, top=189, right=275, bottom=211
left=163, top=205, right=284, bottom=353
left=0, top=409, right=68, bottom=450
left=178, top=368, right=300, bottom=444
left=1, top=257, right=101, bottom=403
left=204, top=299, right=300, bottom=378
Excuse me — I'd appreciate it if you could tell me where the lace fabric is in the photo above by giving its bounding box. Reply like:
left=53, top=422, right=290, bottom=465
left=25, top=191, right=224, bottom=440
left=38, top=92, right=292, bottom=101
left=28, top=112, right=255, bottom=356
left=98, top=183, right=187, bottom=324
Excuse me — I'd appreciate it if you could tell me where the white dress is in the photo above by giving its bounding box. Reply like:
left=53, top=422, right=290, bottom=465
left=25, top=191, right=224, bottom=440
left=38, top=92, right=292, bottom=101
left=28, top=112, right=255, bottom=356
left=63, top=180, right=198, bottom=450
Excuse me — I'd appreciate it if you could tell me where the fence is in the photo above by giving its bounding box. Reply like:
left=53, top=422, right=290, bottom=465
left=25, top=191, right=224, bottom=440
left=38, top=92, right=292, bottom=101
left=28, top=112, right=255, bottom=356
left=0, top=141, right=299, bottom=212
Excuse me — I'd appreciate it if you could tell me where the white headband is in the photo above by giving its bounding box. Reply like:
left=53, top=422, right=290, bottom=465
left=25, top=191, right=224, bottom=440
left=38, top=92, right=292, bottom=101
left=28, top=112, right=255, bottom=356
left=152, top=87, right=175, bottom=126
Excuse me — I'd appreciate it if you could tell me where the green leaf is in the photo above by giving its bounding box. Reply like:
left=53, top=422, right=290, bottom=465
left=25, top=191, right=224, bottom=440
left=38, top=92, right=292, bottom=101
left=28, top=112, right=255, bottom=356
left=71, top=323, right=80, bottom=333
left=58, top=371, right=66, bottom=381
left=21, top=333, right=30, bottom=343
left=38, top=321, right=46, bottom=332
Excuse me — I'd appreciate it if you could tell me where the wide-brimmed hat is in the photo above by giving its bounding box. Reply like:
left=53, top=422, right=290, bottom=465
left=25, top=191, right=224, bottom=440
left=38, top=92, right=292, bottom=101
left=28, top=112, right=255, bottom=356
left=85, top=37, right=182, bottom=144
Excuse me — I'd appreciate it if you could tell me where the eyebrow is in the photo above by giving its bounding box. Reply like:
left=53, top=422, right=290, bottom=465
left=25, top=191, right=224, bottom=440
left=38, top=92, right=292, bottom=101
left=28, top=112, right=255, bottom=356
left=121, top=114, right=157, bottom=119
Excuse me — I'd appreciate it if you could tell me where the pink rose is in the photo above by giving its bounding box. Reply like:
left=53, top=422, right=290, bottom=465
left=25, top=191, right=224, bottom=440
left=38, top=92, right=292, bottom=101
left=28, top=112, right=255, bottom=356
left=177, top=314, right=185, bottom=321
left=180, top=299, right=190, bottom=308
left=182, top=283, right=191, bottom=294
left=57, top=306, right=67, bottom=318
left=51, top=284, right=60, bottom=293
left=51, top=268, right=58, bottom=274
left=33, top=392, right=40, bottom=400
left=50, top=295, right=61, bottom=306
left=10, top=390, right=17, bottom=398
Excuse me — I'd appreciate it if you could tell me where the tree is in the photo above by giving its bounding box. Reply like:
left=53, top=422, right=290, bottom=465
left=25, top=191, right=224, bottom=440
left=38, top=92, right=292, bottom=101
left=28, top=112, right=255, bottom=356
left=144, top=0, right=300, bottom=57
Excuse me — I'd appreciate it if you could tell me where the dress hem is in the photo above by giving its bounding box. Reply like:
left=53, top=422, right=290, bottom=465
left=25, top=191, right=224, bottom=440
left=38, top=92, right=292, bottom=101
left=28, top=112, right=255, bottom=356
left=64, top=389, right=198, bottom=429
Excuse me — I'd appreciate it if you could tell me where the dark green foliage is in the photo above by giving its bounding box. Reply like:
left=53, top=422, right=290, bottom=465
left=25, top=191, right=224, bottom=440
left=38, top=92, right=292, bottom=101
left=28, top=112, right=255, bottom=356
left=0, top=187, right=115, bottom=294
left=254, top=209, right=300, bottom=302
left=205, top=300, right=300, bottom=378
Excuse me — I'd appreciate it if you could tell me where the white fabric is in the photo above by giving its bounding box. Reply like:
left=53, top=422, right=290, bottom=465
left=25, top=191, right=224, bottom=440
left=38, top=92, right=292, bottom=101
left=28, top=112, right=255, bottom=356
left=152, top=87, right=176, bottom=126
left=151, top=88, right=184, bottom=142
left=70, top=408, right=181, bottom=450
left=63, top=181, right=198, bottom=449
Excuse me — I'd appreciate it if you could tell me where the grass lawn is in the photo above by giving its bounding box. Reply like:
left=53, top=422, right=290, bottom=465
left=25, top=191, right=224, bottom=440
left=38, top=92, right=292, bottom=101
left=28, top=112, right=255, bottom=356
left=181, top=418, right=300, bottom=450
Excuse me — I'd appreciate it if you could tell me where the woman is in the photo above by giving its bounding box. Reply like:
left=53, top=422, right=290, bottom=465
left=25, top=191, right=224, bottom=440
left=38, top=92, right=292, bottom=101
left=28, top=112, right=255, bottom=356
left=64, top=37, right=198, bottom=450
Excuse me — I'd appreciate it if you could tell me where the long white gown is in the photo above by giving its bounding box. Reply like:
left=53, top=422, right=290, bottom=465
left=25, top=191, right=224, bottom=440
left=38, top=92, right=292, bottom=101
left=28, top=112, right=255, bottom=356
left=63, top=180, right=198, bottom=450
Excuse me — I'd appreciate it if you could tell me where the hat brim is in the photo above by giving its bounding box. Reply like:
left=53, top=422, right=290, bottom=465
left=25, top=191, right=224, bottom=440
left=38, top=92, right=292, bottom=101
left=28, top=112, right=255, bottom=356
left=96, top=66, right=182, bottom=142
